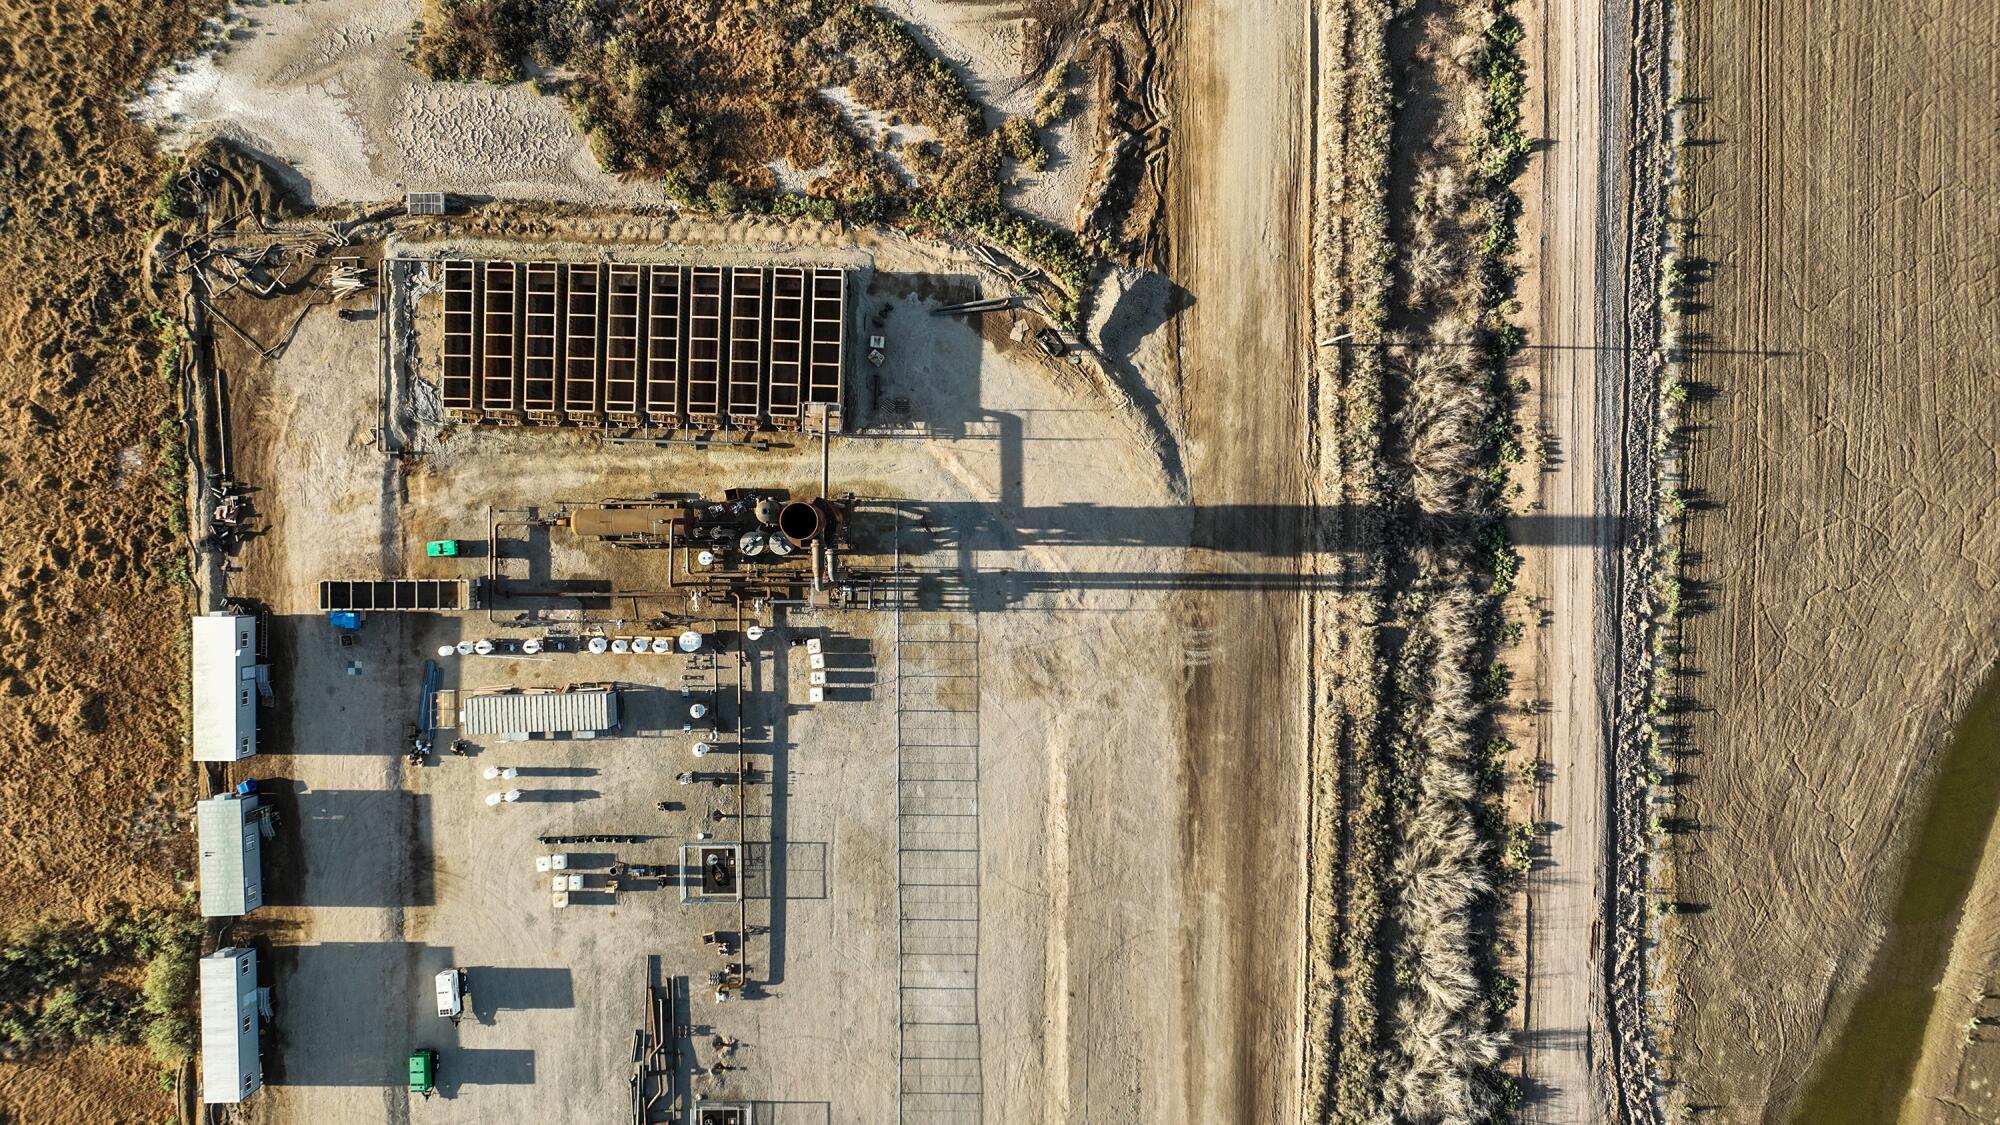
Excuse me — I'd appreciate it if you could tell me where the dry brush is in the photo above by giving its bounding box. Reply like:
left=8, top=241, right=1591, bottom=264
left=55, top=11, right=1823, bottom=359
left=1307, top=1, right=1534, bottom=1121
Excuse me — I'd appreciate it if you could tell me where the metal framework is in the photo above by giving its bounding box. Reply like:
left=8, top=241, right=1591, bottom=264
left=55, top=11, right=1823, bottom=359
left=686, top=266, right=724, bottom=424
left=441, top=261, right=477, bottom=412
left=604, top=264, right=643, bottom=419
left=564, top=263, right=601, bottom=417
left=645, top=265, right=683, bottom=426
left=767, top=267, right=808, bottom=428
left=434, top=258, right=846, bottom=432
left=479, top=261, right=518, bottom=414
left=894, top=612, right=984, bottom=1124
left=318, top=579, right=469, bottom=612
left=522, top=261, right=561, bottom=416
left=808, top=270, right=846, bottom=425
left=726, top=268, right=764, bottom=425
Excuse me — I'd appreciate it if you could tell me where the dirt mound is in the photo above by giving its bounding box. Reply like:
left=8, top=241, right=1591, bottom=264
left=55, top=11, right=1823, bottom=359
left=175, top=135, right=310, bottom=229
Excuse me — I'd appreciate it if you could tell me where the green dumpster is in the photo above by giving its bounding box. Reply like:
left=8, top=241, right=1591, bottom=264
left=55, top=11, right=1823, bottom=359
left=408, top=1048, right=438, bottom=1096
left=425, top=540, right=459, bottom=558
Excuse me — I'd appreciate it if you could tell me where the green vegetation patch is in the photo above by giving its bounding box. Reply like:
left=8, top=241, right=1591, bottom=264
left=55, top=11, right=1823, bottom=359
left=0, top=911, right=203, bottom=1063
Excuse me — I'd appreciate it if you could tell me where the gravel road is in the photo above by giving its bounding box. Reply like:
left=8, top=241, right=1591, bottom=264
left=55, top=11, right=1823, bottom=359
left=1520, top=0, right=1628, bottom=1117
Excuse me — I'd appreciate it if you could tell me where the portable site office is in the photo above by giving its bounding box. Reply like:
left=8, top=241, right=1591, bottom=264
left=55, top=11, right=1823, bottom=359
left=192, top=613, right=260, bottom=762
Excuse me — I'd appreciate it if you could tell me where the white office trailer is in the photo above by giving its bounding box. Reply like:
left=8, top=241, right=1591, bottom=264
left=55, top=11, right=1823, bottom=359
left=192, top=614, right=262, bottom=761
left=200, top=947, right=263, bottom=1104
left=196, top=793, right=264, bottom=917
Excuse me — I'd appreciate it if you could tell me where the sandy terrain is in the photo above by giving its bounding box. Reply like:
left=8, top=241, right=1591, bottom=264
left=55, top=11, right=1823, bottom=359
left=138, top=0, right=663, bottom=207
left=874, top=0, right=1098, bottom=229
left=1664, top=0, right=2000, bottom=1121
left=139, top=0, right=1099, bottom=227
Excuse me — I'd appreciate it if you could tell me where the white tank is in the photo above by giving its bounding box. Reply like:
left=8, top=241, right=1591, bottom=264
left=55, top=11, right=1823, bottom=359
left=745, top=625, right=765, bottom=642
left=437, top=645, right=456, bottom=657
left=474, top=639, right=494, bottom=656
left=588, top=636, right=609, bottom=654
left=632, top=636, right=653, bottom=653
left=693, top=742, right=712, bottom=757
left=738, top=531, right=766, bottom=557
left=678, top=630, right=703, bottom=653
left=485, top=792, right=504, bottom=807
left=698, top=550, right=716, bottom=567
left=522, top=637, right=543, bottom=655
left=503, top=788, right=523, bottom=803
left=611, top=639, right=631, bottom=654
left=456, top=641, right=476, bottom=656
left=690, top=702, right=709, bottom=720
left=767, top=536, right=793, bottom=557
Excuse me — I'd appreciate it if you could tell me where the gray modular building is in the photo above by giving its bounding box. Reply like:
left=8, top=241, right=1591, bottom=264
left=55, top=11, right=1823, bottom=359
left=459, top=688, right=620, bottom=738
left=197, top=792, right=263, bottom=917
left=200, top=947, right=262, bottom=1104
left=192, top=614, right=259, bottom=762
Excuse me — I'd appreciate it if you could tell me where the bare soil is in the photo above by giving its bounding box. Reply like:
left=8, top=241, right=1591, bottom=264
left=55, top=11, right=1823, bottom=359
left=1664, top=0, right=2000, bottom=1119
left=0, top=0, right=210, bottom=1117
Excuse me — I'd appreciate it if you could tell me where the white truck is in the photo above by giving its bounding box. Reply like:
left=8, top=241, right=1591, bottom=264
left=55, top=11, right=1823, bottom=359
left=435, top=968, right=468, bottom=1023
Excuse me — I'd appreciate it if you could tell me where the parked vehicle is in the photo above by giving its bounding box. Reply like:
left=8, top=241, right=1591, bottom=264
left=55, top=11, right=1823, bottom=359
left=435, top=968, right=467, bottom=1023
left=408, top=1048, right=438, bottom=1097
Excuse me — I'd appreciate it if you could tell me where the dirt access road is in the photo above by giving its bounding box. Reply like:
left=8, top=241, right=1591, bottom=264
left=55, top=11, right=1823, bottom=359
left=1162, top=0, right=1312, bottom=1119
left=1519, top=0, right=1628, bottom=1118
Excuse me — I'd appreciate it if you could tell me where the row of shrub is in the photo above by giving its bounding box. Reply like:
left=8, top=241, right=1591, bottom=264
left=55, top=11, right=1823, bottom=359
left=1328, top=2, right=1538, bottom=1121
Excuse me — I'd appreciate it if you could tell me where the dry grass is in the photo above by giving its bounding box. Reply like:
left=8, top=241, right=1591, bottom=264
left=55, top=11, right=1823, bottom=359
left=0, top=0, right=211, bottom=1115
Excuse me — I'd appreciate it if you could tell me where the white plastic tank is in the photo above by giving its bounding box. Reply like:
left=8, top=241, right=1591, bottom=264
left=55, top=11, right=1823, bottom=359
left=745, top=625, right=765, bottom=643
left=474, top=639, right=494, bottom=656
left=483, top=766, right=520, bottom=780
left=690, top=702, right=709, bottom=721
left=693, top=742, right=712, bottom=757
left=456, top=640, right=476, bottom=656
left=632, top=636, right=653, bottom=654
left=437, top=645, right=456, bottom=657
left=484, top=792, right=504, bottom=807
left=767, top=536, right=793, bottom=557
left=522, top=637, right=543, bottom=655
left=738, top=531, right=766, bottom=557
left=588, top=636, right=609, bottom=654
left=611, top=639, right=631, bottom=654
left=678, top=630, right=703, bottom=653
left=697, top=550, right=716, bottom=567
left=503, top=788, right=523, bottom=803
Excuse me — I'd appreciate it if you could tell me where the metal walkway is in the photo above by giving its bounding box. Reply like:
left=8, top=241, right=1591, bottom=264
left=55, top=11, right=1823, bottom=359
left=894, top=612, right=983, bottom=1124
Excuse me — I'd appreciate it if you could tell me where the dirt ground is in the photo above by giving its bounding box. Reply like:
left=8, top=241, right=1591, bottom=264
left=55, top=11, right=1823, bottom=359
left=1159, top=0, right=1311, bottom=1118
left=0, top=0, right=218, bottom=1117
left=1664, top=1, right=2000, bottom=1121
left=1514, top=0, right=1620, bottom=1112
left=138, top=0, right=1101, bottom=226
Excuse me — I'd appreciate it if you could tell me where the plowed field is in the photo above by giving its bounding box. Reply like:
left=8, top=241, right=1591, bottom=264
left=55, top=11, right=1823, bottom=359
left=1667, top=3, right=2000, bottom=1121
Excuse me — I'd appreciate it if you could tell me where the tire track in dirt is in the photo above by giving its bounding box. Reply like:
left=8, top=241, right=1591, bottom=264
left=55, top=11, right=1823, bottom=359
left=1519, top=0, right=1620, bottom=1114
left=1665, top=0, right=2000, bottom=1119
left=1162, top=0, right=1312, bottom=1119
